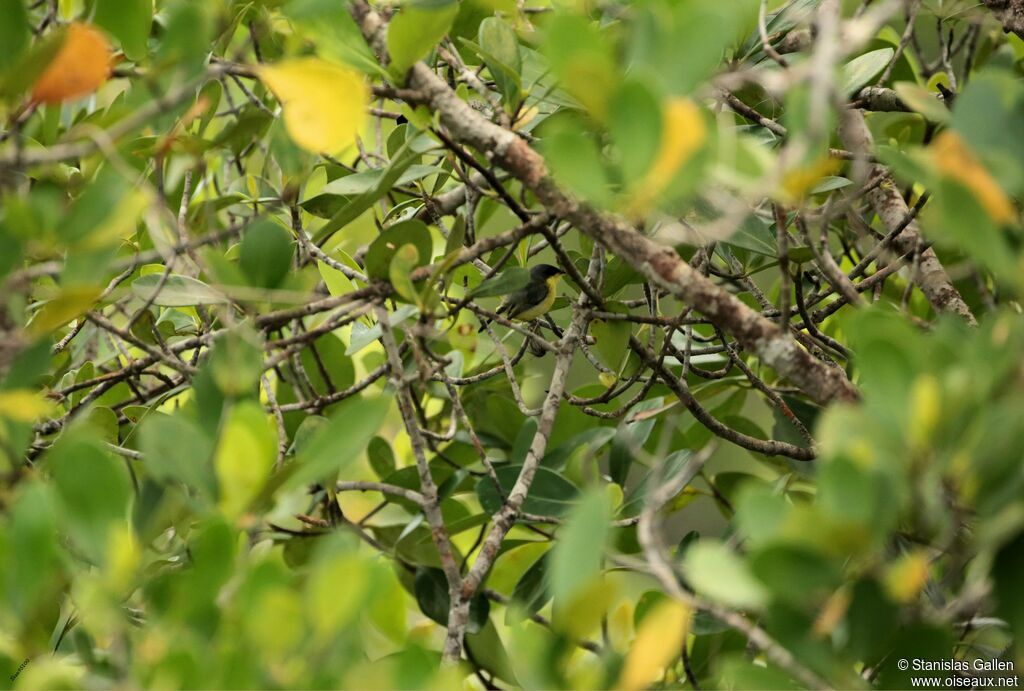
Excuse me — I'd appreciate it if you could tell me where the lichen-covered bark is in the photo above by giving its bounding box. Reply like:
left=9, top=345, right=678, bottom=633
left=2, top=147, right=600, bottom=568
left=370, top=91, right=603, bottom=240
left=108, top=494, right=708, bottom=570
left=983, top=0, right=1024, bottom=38
left=839, top=110, right=978, bottom=326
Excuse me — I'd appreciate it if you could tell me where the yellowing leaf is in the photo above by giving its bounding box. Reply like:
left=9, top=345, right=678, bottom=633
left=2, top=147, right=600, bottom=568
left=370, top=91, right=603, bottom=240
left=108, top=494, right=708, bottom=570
left=781, top=156, right=842, bottom=202
left=908, top=374, right=941, bottom=450
left=618, top=598, right=692, bottom=690
left=932, top=131, right=1016, bottom=224
left=258, top=58, right=368, bottom=154
left=307, top=553, right=372, bottom=636
left=31, top=23, right=112, bottom=104
left=607, top=600, right=635, bottom=652
left=214, top=402, right=276, bottom=519
left=80, top=187, right=152, bottom=250
left=29, top=285, right=102, bottom=336
left=884, top=551, right=930, bottom=603
left=0, top=389, right=55, bottom=422
left=104, top=524, right=140, bottom=594
left=629, top=99, right=706, bottom=214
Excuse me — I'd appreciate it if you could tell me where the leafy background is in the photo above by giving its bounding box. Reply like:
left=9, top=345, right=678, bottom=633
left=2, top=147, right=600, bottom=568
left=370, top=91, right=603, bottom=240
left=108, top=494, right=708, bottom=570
left=0, top=0, right=1022, bottom=689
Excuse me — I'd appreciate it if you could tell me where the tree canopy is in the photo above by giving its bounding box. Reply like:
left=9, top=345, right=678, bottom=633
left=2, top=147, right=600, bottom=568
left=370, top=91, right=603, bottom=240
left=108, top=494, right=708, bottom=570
left=1, top=0, right=1023, bottom=688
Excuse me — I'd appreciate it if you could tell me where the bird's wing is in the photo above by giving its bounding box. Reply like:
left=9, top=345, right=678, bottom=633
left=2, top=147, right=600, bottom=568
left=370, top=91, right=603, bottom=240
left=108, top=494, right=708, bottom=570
left=505, top=281, right=549, bottom=319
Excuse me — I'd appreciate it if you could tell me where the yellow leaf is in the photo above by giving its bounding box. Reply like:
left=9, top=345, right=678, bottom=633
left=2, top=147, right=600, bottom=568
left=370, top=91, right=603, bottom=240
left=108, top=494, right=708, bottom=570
left=214, top=402, right=276, bottom=519
left=607, top=600, right=635, bottom=652
left=932, top=131, right=1016, bottom=224
left=307, top=553, right=372, bottom=636
left=884, top=551, right=930, bottom=603
left=629, top=99, right=706, bottom=215
left=0, top=389, right=55, bottom=422
left=80, top=187, right=153, bottom=250
left=618, top=598, right=692, bottom=690
left=908, top=374, right=940, bottom=450
left=258, top=58, right=368, bottom=154
left=781, top=156, right=842, bottom=201
left=29, top=285, right=102, bottom=336
left=31, top=23, right=112, bottom=104
left=104, top=524, right=140, bottom=595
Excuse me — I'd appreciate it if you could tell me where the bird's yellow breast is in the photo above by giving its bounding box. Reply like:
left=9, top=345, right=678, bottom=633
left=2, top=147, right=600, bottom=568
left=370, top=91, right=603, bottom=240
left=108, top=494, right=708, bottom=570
left=513, top=275, right=560, bottom=322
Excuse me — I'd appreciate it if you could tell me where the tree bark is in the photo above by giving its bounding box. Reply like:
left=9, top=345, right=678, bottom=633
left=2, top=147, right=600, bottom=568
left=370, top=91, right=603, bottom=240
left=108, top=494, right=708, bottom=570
left=983, top=0, right=1024, bottom=39
left=839, top=110, right=978, bottom=326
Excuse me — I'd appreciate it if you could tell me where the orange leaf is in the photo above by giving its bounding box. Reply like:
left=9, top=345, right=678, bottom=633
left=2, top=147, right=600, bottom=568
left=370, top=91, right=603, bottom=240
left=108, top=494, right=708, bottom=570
left=932, top=131, right=1016, bottom=225
left=31, top=23, right=112, bottom=104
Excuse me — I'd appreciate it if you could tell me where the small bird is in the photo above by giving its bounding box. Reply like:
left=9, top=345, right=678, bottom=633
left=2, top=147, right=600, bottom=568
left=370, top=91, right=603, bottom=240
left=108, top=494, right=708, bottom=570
left=478, top=264, right=564, bottom=332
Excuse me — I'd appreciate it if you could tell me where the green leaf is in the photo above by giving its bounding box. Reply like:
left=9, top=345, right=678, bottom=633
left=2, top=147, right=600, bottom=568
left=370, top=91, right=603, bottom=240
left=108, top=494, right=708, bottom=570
left=387, top=3, right=460, bottom=76
left=609, top=401, right=663, bottom=490
left=476, top=465, right=579, bottom=517
left=239, top=220, right=294, bottom=290
left=211, top=106, right=273, bottom=154
left=465, top=619, right=518, bottom=685
left=541, top=125, right=610, bottom=205
left=46, top=430, right=131, bottom=563
left=138, top=413, right=216, bottom=502
left=300, top=333, right=356, bottom=394
left=632, top=0, right=754, bottom=97
left=156, top=0, right=212, bottom=77
left=346, top=304, right=418, bottom=355
left=214, top=401, right=277, bottom=519
left=278, top=393, right=391, bottom=493
left=364, top=219, right=433, bottom=280
left=846, top=578, right=898, bottom=661
left=810, top=176, right=852, bottom=195
left=282, top=0, right=381, bottom=76
left=608, top=79, right=662, bottom=184
left=541, top=13, right=618, bottom=119
left=337, top=164, right=443, bottom=195
left=131, top=274, right=228, bottom=307
left=749, top=545, right=840, bottom=606
left=5, top=482, right=59, bottom=617
left=726, top=214, right=778, bottom=256
left=208, top=327, right=264, bottom=397
left=312, top=136, right=432, bottom=242
left=925, top=178, right=1017, bottom=284
left=510, top=552, right=551, bottom=618
left=0, top=0, right=30, bottom=71
left=389, top=243, right=421, bottom=304
left=367, top=436, right=396, bottom=479
left=892, top=82, right=950, bottom=124
left=841, top=48, right=894, bottom=95
left=317, top=248, right=361, bottom=296
left=478, top=17, right=522, bottom=108
left=414, top=566, right=490, bottom=634
left=549, top=489, right=611, bottom=602
left=682, top=540, right=768, bottom=610
left=590, top=307, right=632, bottom=373
left=94, top=0, right=152, bottom=61
left=0, top=25, right=64, bottom=102
left=991, top=530, right=1024, bottom=658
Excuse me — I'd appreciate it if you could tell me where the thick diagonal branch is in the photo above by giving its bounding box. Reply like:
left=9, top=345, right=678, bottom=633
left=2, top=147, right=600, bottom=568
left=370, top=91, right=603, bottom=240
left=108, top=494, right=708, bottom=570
left=347, top=2, right=858, bottom=406
left=982, top=0, right=1024, bottom=39
left=839, top=110, right=977, bottom=325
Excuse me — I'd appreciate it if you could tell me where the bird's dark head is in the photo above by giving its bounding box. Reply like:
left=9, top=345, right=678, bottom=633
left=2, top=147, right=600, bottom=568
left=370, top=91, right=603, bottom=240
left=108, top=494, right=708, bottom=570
left=531, top=264, right=564, bottom=280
